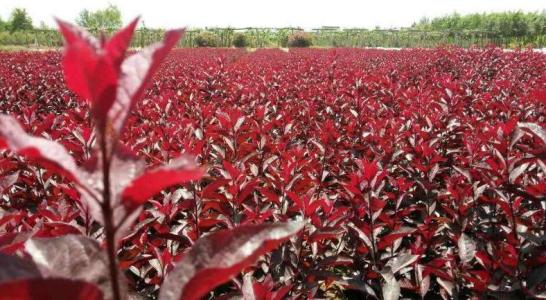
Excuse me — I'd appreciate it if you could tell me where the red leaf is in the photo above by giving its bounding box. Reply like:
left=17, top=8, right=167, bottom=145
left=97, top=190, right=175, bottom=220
left=109, top=29, right=185, bottom=136
left=223, top=160, right=241, bottom=179
left=105, top=18, right=140, bottom=68
left=0, top=232, right=32, bottom=254
left=310, top=228, right=345, bottom=242
left=121, top=155, right=203, bottom=210
left=0, top=115, right=80, bottom=183
left=202, top=179, right=231, bottom=199
left=361, top=160, right=378, bottom=182
left=259, top=188, right=280, bottom=206
left=377, top=227, right=416, bottom=249
left=237, top=180, right=258, bottom=205
left=287, top=191, right=304, bottom=211
left=0, top=278, right=103, bottom=300
left=158, top=221, right=304, bottom=300
left=55, top=18, right=99, bottom=102
left=56, top=19, right=118, bottom=121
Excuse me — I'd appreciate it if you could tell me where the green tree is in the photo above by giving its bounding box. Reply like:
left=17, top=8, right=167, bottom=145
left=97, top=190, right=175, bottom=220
left=76, top=4, right=122, bottom=30
left=0, top=17, right=7, bottom=31
left=9, top=8, right=33, bottom=32
left=413, top=10, right=546, bottom=37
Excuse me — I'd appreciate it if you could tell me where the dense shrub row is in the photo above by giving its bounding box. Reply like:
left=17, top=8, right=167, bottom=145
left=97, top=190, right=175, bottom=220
left=192, top=31, right=311, bottom=48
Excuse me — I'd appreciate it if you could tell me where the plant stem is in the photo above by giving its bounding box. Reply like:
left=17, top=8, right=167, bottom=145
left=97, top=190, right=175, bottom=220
left=100, top=137, right=122, bottom=300
left=366, top=193, right=377, bottom=268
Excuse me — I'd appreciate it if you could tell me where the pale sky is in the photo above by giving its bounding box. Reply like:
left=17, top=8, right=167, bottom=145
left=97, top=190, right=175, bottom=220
left=1, top=0, right=545, bottom=29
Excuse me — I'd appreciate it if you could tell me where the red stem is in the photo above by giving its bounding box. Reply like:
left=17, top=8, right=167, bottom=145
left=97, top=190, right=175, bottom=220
left=100, top=136, right=122, bottom=300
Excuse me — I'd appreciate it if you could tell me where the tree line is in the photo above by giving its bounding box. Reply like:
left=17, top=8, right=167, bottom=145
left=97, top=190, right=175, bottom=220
left=1, top=6, right=546, bottom=48
left=0, top=5, right=123, bottom=32
left=412, top=11, right=546, bottom=37
left=3, top=6, right=546, bottom=36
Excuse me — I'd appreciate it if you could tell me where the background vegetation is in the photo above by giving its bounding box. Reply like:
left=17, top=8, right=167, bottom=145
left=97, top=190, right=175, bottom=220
left=413, top=11, right=546, bottom=37
left=1, top=7, right=545, bottom=49
left=76, top=4, right=122, bottom=30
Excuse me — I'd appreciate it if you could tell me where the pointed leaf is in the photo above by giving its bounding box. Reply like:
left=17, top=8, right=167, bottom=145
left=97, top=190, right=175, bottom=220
left=362, top=160, right=378, bottom=182
left=56, top=19, right=118, bottom=119
left=453, top=166, right=472, bottom=183
left=0, top=115, right=80, bottom=182
left=56, top=18, right=99, bottom=46
left=386, top=252, right=419, bottom=274
left=121, top=155, right=203, bottom=210
left=159, top=221, right=304, bottom=300
left=509, top=162, right=530, bottom=184
left=109, top=29, right=185, bottom=135
left=105, top=17, right=139, bottom=68
left=380, top=268, right=400, bottom=300
left=458, top=233, right=476, bottom=265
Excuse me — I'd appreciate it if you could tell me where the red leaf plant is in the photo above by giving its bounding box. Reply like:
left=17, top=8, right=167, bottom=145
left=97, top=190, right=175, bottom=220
left=0, top=31, right=545, bottom=300
left=0, top=19, right=303, bottom=300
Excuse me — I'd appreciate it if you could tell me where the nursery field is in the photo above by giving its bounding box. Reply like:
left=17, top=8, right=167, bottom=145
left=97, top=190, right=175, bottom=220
left=1, top=44, right=546, bottom=299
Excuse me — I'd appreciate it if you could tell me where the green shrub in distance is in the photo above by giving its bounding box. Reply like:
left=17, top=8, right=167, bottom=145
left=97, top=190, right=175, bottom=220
left=195, top=32, right=220, bottom=47
left=287, top=32, right=313, bottom=48
left=232, top=32, right=248, bottom=48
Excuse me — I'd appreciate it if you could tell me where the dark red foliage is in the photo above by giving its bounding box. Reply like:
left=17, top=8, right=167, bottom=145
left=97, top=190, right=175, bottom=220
left=0, top=278, right=103, bottom=300
left=0, top=27, right=545, bottom=299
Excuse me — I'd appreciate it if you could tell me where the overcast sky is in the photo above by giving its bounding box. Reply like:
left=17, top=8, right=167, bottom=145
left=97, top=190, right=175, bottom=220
left=1, top=0, right=545, bottom=29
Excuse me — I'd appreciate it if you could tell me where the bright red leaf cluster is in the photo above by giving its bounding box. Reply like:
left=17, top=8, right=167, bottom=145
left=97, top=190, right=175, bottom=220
left=0, top=22, right=545, bottom=299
